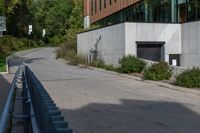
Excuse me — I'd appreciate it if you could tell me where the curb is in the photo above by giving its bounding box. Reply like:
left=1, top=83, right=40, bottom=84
left=58, top=58, right=200, bottom=97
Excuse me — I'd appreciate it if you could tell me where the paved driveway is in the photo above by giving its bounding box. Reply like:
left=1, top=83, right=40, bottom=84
left=9, top=48, right=200, bottom=133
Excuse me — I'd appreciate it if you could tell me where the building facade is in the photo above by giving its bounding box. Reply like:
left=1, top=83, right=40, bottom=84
left=84, top=0, right=200, bottom=28
left=80, top=0, right=200, bottom=68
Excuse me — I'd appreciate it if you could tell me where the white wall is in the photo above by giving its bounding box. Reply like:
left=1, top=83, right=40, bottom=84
left=78, top=22, right=182, bottom=66
left=77, top=23, right=126, bottom=65
left=125, top=22, right=182, bottom=62
left=181, top=21, right=200, bottom=68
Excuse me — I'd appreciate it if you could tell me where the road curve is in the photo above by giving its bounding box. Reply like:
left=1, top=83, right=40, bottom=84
left=8, top=47, right=200, bottom=133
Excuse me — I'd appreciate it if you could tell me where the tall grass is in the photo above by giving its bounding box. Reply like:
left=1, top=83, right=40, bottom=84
left=57, top=40, right=86, bottom=65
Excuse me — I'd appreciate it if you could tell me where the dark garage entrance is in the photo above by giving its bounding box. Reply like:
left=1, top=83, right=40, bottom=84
left=136, top=42, right=165, bottom=62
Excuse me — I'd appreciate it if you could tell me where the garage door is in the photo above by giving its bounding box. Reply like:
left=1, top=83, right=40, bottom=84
left=136, top=42, right=165, bottom=62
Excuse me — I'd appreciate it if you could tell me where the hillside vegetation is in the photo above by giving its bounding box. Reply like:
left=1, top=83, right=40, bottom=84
left=0, top=0, right=83, bottom=72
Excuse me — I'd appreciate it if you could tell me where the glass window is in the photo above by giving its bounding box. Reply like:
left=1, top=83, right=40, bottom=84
left=176, top=0, right=187, bottom=22
left=92, top=0, right=200, bottom=27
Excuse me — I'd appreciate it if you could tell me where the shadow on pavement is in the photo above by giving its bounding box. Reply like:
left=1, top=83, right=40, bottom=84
left=8, top=57, right=44, bottom=74
left=0, top=74, right=11, bottom=115
left=61, top=99, right=200, bottom=133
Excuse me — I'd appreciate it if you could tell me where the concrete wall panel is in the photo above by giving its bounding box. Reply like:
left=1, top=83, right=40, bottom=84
left=78, top=22, right=181, bottom=66
left=125, top=23, right=181, bottom=62
left=77, top=23, right=126, bottom=66
left=181, top=21, right=200, bottom=67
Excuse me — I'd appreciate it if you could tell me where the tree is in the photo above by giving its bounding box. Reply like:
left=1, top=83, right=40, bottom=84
left=2, top=0, right=84, bottom=44
left=6, top=0, right=30, bottom=37
left=0, top=0, right=5, bottom=15
left=64, top=0, right=83, bottom=41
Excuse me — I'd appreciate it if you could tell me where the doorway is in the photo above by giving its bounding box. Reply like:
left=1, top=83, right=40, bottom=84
left=136, top=42, right=165, bottom=62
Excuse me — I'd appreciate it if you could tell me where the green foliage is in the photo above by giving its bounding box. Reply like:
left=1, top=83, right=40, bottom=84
left=31, top=0, right=83, bottom=43
left=0, top=35, right=41, bottom=72
left=6, top=0, right=31, bottom=37
left=89, top=59, right=119, bottom=72
left=0, top=54, right=6, bottom=72
left=176, top=68, right=200, bottom=88
left=4, top=0, right=83, bottom=45
left=49, top=35, right=63, bottom=46
left=0, top=0, right=5, bottom=15
left=104, top=65, right=119, bottom=72
left=89, top=59, right=105, bottom=68
left=32, top=0, right=73, bottom=40
left=6, top=0, right=21, bottom=14
left=68, top=0, right=83, bottom=29
left=144, top=62, right=172, bottom=81
left=83, top=24, right=101, bottom=32
left=0, top=35, right=41, bottom=54
left=119, top=55, right=146, bottom=73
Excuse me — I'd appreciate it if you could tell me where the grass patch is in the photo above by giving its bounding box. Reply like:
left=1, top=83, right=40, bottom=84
left=0, top=54, right=6, bottom=72
left=57, top=40, right=86, bottom=65
left=0, top=35, right=44, bottom=72
left=89, top=59, right=120, bottom=72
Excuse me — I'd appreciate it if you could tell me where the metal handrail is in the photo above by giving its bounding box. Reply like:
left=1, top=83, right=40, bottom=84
left=0, top=64, right=73, bottom=133
left=22, top=64, right=40, bottom=133
left=24, top=65, right=72, bottom=133
left=0, top=67, right=20, bottom=133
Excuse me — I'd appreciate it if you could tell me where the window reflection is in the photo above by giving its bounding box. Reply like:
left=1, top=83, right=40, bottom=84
left=93, top=0, right=200, bottom=27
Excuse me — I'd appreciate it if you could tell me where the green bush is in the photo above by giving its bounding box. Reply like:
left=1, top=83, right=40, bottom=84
left=144, top=62, right=172, bottom=81
left=0, top=35, right=41, bottom=72
left=0, top=35, right=40, bottom=54
left=0, top=54, right=6, bottom=72
left=96, top=60, right=106, bottom=68
left=70, top=54, right=86, bottom=65
left=119, top=55, right=146, bottom=73
left=176, top=68, right=200, bottom=88
left=49, top=35, right=64, bottom=46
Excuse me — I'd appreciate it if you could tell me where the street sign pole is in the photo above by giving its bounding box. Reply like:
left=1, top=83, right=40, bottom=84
left=28, top=25, right=33, bottom=48
left=42, top=29, right=46, bottom=46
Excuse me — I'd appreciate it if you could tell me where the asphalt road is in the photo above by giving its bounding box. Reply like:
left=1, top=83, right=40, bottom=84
left=8, top=48, right=200, bottom=133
